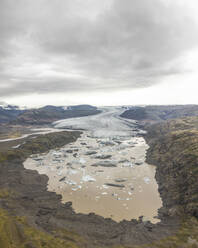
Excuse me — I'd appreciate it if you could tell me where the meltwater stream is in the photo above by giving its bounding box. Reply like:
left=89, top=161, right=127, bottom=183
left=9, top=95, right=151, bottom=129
left=24, top=107, right=162, bottom=223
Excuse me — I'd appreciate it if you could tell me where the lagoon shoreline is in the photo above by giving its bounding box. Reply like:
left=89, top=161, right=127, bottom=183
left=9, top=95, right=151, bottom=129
left=0, top=127, right=180, bottom=247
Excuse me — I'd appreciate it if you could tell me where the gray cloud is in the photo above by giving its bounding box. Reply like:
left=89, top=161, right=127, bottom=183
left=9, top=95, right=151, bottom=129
left=0, top=0, right=198, bottom=98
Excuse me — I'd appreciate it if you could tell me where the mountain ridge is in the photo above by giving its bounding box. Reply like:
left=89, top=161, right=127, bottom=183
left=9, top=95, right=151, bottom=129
left=121, top=105, right=198, bottom=124
left=0, top=103, right=101, bottom=124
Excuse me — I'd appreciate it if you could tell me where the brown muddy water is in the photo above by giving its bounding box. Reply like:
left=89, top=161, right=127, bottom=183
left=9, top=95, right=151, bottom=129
left=24, top=132, right=162, bottom=223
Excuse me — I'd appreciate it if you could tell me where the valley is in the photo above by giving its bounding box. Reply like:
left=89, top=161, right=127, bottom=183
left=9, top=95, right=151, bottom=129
left=0, top=105, right=197, bottom=247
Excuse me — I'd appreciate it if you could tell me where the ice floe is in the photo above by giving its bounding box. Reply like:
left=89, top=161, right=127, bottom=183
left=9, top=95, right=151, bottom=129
left=143, top=177, right=151, bottom=184
left=82, top=175, right=96, bottom=182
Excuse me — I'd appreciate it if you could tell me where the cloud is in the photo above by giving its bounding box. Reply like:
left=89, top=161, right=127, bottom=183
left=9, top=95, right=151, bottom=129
left=0, top=0, right=198, bottom=99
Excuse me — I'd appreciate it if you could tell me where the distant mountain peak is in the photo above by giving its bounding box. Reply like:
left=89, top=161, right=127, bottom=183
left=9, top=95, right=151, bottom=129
left=0, top=101, right=27, bottom=111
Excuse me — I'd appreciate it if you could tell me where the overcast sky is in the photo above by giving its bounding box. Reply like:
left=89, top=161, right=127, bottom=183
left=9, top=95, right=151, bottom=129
left=1, top=0, right=198, bottom=107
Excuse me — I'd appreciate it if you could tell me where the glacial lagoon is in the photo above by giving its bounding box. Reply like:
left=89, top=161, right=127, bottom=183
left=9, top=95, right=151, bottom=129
left=24, top=133, right=162, bottom=222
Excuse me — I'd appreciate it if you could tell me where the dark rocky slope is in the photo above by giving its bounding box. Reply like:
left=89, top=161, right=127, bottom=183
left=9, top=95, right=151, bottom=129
left=0, top=103, right=100, bottom=125
left=145, top=117, right=198, bottom=218
left=0, top=120, right=198, bottom=247
left=12, top=105, right=101, bottom=125
left=0, top=105, right=24, bottom=123
left=121, top=105, right=198, bottom=124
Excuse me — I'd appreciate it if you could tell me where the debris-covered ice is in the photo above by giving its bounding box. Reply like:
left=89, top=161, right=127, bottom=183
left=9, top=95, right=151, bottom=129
left=105, top=183, right=125, bottom=188
left=85, top=151, right=97, bottom=155
left=115, top=178, right=127, bottom=183
left=91, top=160, right=117, bottom=167
left=94, top=154, right=112, bottom=159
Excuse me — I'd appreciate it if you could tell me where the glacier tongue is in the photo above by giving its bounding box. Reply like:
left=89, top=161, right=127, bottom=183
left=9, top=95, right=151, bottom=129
left=53, top=107, right=139, bottom=138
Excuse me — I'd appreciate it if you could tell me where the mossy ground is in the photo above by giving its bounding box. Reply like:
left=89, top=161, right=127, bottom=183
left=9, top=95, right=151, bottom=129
left=113, top=217, right=198, bottom=248
left=0, top=131, right=85, bottom=247
left=0, top=207, right=198, bottom=248
left=0, top=208, right=85, bottom=248
left=0, top=131, right=81, bottom=162
left=0, top=188, right=14, bottom=199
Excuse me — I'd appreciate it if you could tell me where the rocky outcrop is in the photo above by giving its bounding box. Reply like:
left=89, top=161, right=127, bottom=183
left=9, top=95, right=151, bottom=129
left=145, top=117, right=198, bottom=218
